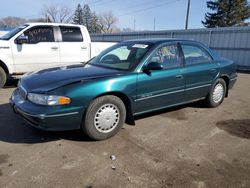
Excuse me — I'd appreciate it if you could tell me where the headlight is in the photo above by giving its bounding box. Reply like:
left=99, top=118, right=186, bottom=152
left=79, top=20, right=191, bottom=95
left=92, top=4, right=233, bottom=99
left=27, top=93, right=71, bottom=106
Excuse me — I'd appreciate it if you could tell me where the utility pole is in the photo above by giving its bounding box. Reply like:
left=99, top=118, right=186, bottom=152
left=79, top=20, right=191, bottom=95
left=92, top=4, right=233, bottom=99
left=133, top=19, right=136, bottom=31
left=153, top=17, right=156, bottom=31
left=185, top=0, right=191, bottom=30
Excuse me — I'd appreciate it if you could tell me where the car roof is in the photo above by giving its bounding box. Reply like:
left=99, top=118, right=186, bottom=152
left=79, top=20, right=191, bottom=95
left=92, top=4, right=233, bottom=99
left=123, top=38, right=197, bottom=44
left=25, top=22, right=86, bottom=28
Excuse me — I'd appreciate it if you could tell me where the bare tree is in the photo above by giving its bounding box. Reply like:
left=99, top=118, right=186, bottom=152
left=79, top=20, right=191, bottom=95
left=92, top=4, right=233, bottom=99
left=98, top=11, right=118, bottom=33
left=0, top=17, right=26, bottom=27
left=41, top=4, right=72, bottom=23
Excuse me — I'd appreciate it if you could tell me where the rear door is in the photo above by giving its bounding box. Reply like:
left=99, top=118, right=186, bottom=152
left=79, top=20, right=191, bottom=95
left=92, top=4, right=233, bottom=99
left=135, top=43, right=185, bottom=114
left=12, top=26, right=60, bottom=73
left=58, top=26, right=89, bottom=65
left=180, top=42, right=219, bottom=101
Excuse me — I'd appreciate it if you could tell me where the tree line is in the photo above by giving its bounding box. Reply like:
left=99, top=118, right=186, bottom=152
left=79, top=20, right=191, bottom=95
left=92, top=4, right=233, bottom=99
left=0, top=0, right=249, bottom=33
left=0, top=3, right=125, bottom=33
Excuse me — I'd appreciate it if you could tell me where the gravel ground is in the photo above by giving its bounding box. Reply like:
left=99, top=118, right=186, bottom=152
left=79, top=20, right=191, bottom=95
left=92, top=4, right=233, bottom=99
left=0, top=73, right=249, bottom=188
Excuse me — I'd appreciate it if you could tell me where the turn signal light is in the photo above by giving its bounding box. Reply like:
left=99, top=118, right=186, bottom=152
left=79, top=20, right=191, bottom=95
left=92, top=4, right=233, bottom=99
left=58, top=96, right=71, bottom=105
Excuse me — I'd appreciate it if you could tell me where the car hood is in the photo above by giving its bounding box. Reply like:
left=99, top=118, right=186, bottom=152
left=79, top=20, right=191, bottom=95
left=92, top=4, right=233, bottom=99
left=21, top=64, right=125, bottom=92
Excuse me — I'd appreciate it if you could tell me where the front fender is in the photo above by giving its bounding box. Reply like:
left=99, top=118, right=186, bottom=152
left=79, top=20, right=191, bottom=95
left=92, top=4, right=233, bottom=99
left=56, top=73, right=138, bottom=114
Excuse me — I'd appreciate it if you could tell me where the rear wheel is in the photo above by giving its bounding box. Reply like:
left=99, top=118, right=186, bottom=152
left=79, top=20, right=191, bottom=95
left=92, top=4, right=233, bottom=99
left=82, top=95, right=126, bottom=140
left=205, top=78, right=226, bottom=108
left=0, top=67, right=7, bottom=88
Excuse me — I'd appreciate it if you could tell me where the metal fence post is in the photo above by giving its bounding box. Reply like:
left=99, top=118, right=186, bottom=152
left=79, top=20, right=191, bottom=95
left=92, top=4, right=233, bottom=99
left=208, top=30, right=212, bottom=47
left=171, top=32, right=173, bottom=38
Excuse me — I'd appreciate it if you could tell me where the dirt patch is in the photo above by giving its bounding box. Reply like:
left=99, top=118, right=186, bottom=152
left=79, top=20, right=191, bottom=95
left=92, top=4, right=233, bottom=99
left=161, top=110, right=188, bottom=120
left=216, top=119, right=250, bottom=139
left=0, top=154, right=9, bottom=164
left=0, top=169, right=2, bottom=176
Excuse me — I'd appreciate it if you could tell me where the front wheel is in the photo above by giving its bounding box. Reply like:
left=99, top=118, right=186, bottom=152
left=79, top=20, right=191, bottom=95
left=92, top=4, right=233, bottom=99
left=82, top=95, right=126, bottom=140
left=205, top=78, right=226, bottom=108
left=0, top=67, right=7, bottom=88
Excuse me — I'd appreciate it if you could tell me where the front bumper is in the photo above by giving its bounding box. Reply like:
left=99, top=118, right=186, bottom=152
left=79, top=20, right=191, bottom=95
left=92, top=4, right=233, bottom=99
left=10, top=89, right=84, bottom=131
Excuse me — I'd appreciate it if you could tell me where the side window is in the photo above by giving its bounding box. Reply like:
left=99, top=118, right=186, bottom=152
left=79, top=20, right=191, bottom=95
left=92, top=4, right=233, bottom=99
left=181, top=45, right=212, bottom=65
left=149, top=44, right=181, bottom=69
left=60, top=26, right=83, bottom=42
left=24, top=27, right=54, bottom=44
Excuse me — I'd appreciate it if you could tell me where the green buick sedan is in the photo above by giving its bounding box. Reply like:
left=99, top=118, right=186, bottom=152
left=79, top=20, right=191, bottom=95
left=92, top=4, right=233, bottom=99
left=10, top=39, right=237, bottom=140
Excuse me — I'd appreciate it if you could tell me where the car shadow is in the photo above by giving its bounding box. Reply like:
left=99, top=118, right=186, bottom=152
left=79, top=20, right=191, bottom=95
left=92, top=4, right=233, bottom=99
left=0, top=103, right=92, bottom=144
left=0, top=100, right=207, bottom=144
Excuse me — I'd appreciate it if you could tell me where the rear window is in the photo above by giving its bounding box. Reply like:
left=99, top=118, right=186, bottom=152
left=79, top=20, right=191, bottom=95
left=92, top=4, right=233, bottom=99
left=181, top=44, right=212, bottom=65
left=60, top=26, right=83, bottom=42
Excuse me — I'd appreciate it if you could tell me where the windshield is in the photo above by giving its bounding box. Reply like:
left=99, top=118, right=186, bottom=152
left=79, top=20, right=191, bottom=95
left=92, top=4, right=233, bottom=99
left=0, top=25, right=28, bottom=40
left=89, top=42, right=153, bottom=71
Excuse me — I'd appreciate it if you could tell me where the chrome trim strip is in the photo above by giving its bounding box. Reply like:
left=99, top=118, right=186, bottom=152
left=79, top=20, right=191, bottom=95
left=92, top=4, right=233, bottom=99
left=185, top=84, right=211, bottom=91
left=135, top=84, right=211, bottom=101
left=15, top=107, right=79, bottom=119
left=135, top=89, right=184, bottom=101
left=45, top=112, right=79, bottom=118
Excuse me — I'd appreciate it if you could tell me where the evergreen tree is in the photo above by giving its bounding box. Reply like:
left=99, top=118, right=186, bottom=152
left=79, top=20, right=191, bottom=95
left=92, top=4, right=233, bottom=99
left=202, top=0, right=250, bottom=28
left=90, top=12, right=102, bottom=33
left=72, top=4, right=83, bottom=25
left=82, top=4, right=92, bottom=29
left=82, top=4, right=101, bottom=33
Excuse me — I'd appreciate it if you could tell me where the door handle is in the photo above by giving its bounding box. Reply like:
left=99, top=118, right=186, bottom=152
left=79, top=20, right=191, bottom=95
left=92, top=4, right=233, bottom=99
left=51, top=46, right=58, bottom=50
left=176, top=75, right=183, bottom=79
left=81, top=46, right=87, bottom=50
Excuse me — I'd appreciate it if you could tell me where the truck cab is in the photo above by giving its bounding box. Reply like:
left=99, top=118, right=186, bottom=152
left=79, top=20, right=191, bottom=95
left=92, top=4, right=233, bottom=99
left=0, top=23, right=115, bottom=88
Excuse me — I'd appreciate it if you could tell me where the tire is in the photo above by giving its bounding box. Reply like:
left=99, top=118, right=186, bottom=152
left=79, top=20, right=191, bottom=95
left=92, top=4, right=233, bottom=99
left=82, top=95, right=126, bottom=140
left=205, top=78, right=226, bottom=108
left=0, top=66, right=7, bottom=88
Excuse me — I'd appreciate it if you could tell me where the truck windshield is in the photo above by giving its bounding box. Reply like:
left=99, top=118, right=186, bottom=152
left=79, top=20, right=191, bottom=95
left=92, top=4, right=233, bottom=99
left=0, top=25, right=29, bottom=40
left=89, top=42, right=153, bottom=71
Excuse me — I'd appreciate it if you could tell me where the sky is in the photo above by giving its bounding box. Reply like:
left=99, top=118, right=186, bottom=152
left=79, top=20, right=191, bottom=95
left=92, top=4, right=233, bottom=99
left=0, top=0, right=214, bottom=31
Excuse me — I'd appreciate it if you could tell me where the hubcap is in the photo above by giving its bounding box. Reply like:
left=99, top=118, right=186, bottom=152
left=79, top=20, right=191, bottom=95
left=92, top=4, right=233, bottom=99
left=94, top=104, right=120, bottom=133
left=212, top=83, right=224, bottom=103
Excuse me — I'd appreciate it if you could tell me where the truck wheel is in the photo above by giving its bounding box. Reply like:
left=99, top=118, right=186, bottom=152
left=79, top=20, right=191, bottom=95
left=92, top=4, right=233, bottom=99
left=82, top=95, right=126, bottom=140
left=205, top=78, right=226, bottom=108
left=0, top=67, right=7, bottom=88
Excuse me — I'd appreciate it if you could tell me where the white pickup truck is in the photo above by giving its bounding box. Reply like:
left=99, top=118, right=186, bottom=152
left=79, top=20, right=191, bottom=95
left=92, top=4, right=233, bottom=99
left=0, top=23, right=116, bottom=87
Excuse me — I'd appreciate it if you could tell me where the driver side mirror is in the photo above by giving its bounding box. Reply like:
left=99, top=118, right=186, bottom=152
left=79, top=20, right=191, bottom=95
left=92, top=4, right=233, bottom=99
left=143, top=62, right=163, bottom=72
left=16, top=35, right=28, bottom=44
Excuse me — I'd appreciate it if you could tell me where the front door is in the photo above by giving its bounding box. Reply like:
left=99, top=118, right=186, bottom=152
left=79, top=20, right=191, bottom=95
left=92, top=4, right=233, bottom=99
left=12, top=26, right=60, bottom=73
left=135, top=43, right=185, bottom=114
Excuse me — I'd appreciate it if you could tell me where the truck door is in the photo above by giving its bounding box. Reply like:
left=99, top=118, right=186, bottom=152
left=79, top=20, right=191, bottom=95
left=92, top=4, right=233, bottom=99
left=58, top=26, right=90, bottom=66
left=12, top=26, right=60, bottom=73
